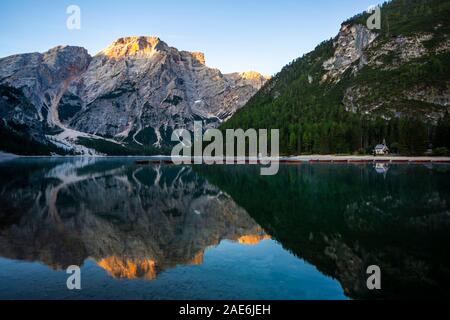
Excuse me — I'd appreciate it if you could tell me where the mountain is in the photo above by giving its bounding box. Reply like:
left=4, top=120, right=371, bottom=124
left=0, top=36, right=268, bottom=155
left=223, top=0, right=450, bottom=156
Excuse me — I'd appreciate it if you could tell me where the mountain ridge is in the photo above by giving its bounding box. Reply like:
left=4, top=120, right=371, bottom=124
left=0, top=36, right=268, bottom=155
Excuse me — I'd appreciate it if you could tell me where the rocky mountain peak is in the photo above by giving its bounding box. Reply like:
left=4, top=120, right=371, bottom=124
left=99, top=36, right=169, bottom=58
left=190, top=51, right=205, bottom=65
left=43, top=45, right=91, bottom=72
left=240, top=70, right=271, bottom=83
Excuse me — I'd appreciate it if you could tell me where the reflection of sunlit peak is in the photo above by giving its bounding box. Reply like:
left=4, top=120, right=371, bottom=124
left=97, top=256, right=157, bottom=280
left=237, top=234, right=271, bottom=245
left=189, top=251, right=205, bottom=265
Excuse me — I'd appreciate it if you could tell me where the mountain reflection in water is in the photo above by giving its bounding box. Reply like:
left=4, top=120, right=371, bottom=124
left=0, top=158, right=449, bottom=299
left=198, top=163, right=450, bottom=299
left=0, top=159, right=267, bottom=278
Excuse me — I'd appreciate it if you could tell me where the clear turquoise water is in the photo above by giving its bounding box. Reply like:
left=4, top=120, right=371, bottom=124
left=0, top=158, right=449, bottom=299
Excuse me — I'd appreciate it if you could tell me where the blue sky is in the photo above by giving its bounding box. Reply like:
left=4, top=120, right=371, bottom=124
left=0, top=0, right=383, bottom=75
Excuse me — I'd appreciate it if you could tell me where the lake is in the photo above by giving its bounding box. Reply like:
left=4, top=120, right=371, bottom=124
left=0, top=158, right=449, bottom=299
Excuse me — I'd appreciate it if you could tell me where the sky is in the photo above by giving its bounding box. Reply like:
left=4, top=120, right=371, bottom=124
left=0, top=0, right=384, bottom=76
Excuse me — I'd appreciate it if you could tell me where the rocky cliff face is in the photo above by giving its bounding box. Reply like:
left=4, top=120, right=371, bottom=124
left=0, top=36, right=268, bottom=154
left=340, top=25, right=450, bottom=122
left=322, top=24, right=378, bottom=82
left=321, top=21, right=450, bottom=122
left=0, top=47, right=92, bottom=150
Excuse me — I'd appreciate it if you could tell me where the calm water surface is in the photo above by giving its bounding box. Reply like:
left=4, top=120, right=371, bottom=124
left=0, top=158, right=449, bottom=299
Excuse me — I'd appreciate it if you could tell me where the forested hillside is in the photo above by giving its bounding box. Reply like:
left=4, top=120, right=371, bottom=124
left=223, top=0, right=450, bottom=155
